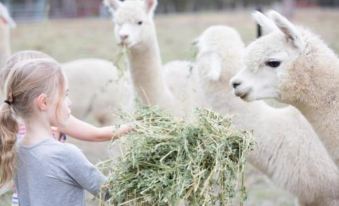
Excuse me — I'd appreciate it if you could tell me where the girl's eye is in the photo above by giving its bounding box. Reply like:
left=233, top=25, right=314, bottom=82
left=265, top=60, right=281, bottom=68
left=137, top=21, right=143, bottom=25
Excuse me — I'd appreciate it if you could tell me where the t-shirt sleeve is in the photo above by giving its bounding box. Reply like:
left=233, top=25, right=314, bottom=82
left=60, top=144, right=107, bottom=196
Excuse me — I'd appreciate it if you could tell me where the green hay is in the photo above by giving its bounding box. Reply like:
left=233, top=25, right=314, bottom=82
left=113, top=46, right=128, bottom=77
left=99, top=106, right=253, bottom=206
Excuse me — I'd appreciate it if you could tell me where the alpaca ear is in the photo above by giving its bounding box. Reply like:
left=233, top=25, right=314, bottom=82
left=252, top=11, right=278, bottom=35
left=268, top=10, right=305, bottom=51
left=206, top=53, right=223, bottom=81
left=103, top=0, right=121, bottom=11
left=145, top=0, right=158, bottom=16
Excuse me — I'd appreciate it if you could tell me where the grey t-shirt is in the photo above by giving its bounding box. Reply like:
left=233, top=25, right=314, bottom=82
left=15, top=138, right=107, bottom=206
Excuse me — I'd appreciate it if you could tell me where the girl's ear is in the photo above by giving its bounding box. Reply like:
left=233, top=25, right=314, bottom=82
left=103, top=0, right=121, bottom=12
left=36, top=93, right=48, bottom=111
left=145, top=0, right=158, bottom=17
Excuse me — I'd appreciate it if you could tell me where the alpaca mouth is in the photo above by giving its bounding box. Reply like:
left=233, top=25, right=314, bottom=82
left=237, top=92, right=248, bottom=100
left=240, top=93, right=248, bottom=99
left=234, top=89, right=251, bottom=100
left=118, top=41, right=128, bottom=47
left=119, top=41, right=136, bottom=49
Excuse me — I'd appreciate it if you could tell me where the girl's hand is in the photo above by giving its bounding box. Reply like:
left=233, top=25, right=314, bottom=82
left=112, top=122, right=136, bottom=140
left=119, top=122, right=136, bottom=135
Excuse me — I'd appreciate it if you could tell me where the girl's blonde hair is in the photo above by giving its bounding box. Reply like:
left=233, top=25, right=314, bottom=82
left=0, top=50, right=65, bottom=186
left=0, top=50, right=52, bottom=88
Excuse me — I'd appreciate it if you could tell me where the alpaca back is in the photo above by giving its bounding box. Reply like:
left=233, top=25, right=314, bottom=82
left=63, top=58, right=134, bottom=125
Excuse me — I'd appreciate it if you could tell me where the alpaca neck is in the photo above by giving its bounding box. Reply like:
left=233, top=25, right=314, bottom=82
left=127, top=29, right=177, bottom=111
left=0, top=23, right=11, bottom=68
left=286, top=45, right=339, bottom=165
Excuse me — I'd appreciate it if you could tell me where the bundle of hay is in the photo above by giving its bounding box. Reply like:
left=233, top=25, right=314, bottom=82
left=99, top=107, right=253, bottom=206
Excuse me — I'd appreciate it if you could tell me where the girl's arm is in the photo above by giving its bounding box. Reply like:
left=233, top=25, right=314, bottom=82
left=58, top=115, right=134, bottom=142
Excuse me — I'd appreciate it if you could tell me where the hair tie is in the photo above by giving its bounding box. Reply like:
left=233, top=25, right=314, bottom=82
left=4, top=100, right=12, bottom=105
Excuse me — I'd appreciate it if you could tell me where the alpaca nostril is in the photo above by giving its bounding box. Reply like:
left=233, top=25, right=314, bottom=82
left=232, top=81, right=242, bottom=89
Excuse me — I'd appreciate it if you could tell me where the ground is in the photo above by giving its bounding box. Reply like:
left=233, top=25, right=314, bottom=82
left=1, top=8, right=339, bottom=206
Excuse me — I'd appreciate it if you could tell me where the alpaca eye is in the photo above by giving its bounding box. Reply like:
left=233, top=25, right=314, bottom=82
left=265, top=60, right=281, bottom=68
left=137, top=21, right=143, bottom=25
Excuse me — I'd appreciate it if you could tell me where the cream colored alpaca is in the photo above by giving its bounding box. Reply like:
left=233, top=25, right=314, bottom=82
left=62, top=59, right=134, bottom=124
left=196, top=25, right=339, bottom=206
left=104, top=0, right=201, bottom=117
left=231, top=11, right=339, bottom=170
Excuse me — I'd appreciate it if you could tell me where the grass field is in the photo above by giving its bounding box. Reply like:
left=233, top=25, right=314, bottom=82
left=1, top=8, right=339, bottom=206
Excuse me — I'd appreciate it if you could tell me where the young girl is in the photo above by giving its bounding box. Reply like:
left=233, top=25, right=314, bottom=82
left=0, top=50, right=133, bottom=205
left=0, top=50, right=133, bottom=142
left=0, top=56, right=109, bottom=205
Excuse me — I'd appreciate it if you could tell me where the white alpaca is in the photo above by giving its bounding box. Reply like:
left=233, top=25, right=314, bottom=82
left=62, top=59, right=134, bottom=124
left=104, top=0, right=201, bottom=117
left=196, top=25, right=339, bottom=206
left=230, top=11, right=339, bottom=169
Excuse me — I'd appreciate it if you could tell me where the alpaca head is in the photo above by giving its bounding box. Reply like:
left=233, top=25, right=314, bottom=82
left=0, top=2, right=16, bottom=28
left=230, top=10, right=306, bottom=102
left=104, top=0, right=157, bottom=49
left=195, top=26, right=245, bottom=85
